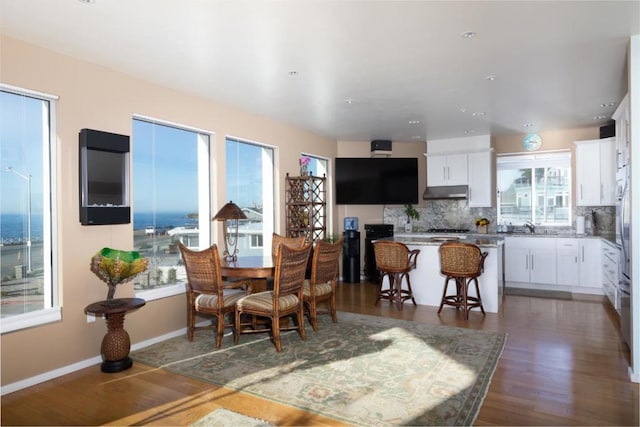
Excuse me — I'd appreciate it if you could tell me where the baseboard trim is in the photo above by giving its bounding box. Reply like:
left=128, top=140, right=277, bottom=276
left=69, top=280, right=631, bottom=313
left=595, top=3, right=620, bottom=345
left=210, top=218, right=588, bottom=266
left=1, top=326, right=191, bottom=396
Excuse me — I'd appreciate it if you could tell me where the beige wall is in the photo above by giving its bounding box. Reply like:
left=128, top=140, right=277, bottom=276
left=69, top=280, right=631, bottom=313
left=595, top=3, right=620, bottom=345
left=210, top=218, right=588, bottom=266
left=0, top=35, right=337, bottom=386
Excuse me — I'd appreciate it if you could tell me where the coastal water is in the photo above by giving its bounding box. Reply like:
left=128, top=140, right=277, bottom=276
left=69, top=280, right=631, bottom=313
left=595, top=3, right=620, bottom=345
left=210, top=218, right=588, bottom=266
left=1, top=212, right=197, bottom=244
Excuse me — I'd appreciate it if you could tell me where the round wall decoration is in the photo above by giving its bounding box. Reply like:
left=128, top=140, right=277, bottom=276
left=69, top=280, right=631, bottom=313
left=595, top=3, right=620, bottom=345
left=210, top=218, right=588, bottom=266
left=522, top=133, right=543, bottom=151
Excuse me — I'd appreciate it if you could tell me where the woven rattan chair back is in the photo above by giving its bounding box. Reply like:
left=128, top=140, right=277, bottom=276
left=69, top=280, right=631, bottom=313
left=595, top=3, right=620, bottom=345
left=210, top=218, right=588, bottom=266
left=373, top=241, right=419, bottom=310
left=178, top=243, right=223, bottom=295
left=439, top=242, right=484, bottom=278
left=311, top=237, right=344, bottom=284
left=271, top=233, right=306, bottom=261
left=303, top=237, right=344, bottom=330
left=178, top=242, right=249, bottom=347
left=374, top=241, right=413, bottom=272
left=234, top=241, right=312, bottom=351
left=437, top=241, right=488, bottom=320
left=274, top=242, right=313, bottom=297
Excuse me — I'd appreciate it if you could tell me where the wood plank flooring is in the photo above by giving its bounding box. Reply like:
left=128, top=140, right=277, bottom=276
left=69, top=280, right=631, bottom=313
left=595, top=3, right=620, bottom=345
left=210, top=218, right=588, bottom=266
left=2, top=282, right=638, bottom=426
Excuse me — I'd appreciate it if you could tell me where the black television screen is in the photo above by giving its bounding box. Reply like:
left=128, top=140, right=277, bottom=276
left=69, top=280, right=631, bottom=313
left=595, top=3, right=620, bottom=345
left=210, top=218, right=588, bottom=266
left=335, top=157, right=419, bottom=205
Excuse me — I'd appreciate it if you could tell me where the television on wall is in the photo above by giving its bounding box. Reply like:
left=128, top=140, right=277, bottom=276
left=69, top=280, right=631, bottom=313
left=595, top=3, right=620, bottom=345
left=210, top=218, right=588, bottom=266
left=335, top=157, right=419, bottom=205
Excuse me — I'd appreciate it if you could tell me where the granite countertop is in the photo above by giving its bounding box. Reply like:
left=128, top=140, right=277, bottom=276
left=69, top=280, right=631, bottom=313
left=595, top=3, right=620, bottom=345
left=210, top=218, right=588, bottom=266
left=390, top=235, right=504, bottom=248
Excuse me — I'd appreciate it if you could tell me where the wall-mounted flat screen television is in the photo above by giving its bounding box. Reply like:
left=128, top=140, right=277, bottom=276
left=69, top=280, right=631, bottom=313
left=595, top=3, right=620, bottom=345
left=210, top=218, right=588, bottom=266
left=335, top=157, right=419, bottom=205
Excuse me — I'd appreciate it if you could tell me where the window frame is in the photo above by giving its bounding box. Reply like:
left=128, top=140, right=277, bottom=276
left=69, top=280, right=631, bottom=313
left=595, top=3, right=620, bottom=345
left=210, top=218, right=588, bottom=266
left=0, top=84, right=60, bottom=334
left=496, top=151, right=572, bottom=227
left=132, top=115, right=212, bottom=302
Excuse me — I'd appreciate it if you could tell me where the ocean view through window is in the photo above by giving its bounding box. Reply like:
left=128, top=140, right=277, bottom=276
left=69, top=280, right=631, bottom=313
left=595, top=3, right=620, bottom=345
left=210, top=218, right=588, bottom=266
left=225, top=137, right=275, bottom=256
left=1, top=86, right=59, bottom=332
left=132, top=117, right=211, bottom=297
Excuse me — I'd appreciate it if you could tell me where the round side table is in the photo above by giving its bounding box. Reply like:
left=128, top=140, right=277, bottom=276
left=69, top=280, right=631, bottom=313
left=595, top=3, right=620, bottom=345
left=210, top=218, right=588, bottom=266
left=85, top=297, right=145, bottom=373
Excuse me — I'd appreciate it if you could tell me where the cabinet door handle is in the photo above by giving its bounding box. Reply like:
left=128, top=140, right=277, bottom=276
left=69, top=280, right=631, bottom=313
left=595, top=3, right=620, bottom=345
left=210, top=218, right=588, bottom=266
left=582, top=246, right=585, bottom=262
left=580, top=184, right=583, bottom=199
left=531, top=254, right=534, bottom=271
left=525, top=254, right=528, bottom=270
left=443, top=167, right=446, bottom=181
left=575, top=256, right=578, bottom=264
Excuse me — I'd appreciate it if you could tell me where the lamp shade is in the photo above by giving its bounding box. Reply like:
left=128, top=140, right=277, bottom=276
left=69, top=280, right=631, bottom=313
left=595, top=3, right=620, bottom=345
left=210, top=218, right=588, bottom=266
left=212, top=201, right=247, bottom=221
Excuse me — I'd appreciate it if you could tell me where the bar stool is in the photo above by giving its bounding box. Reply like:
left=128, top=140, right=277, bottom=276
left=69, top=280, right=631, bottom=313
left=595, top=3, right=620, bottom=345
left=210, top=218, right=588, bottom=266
left=373, top=241, right=419, bottom=310
left=438, top=242, right=488, bottom=320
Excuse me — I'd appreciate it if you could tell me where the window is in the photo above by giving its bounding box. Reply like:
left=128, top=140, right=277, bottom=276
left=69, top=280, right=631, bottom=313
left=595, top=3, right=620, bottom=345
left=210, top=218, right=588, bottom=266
left=132, top=117, right=211, bottom=299
left=1, top=85, right=59, bottom=333
left=497, top=152, right=571, bottom=226
left=225, top=138, right=275, bottom=256
left=301, top=153, right=329, bottom=178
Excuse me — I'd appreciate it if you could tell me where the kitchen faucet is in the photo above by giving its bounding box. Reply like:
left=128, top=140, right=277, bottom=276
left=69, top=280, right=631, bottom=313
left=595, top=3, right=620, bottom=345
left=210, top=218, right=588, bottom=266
left=524, top=221, right=535, bottom=234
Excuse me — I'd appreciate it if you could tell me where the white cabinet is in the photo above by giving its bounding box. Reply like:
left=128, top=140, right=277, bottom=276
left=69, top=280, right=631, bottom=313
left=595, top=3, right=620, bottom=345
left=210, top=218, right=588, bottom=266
left=556, top=238, right=601, bottom=288
left=505, top=237, right=557, bottom=285
left=468, top=150, right=493, bottom=207
left=613, top=93, right=630, bottom=172
left=427, top=153, right=468, bottom=186
left=575, top=138, right=616, bottom=206
left=602, top=241, right=620, bottom=312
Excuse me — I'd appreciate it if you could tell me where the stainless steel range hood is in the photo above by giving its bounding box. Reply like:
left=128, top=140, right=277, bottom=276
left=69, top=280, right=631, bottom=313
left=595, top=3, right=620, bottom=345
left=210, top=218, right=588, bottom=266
left=422, top=185, right=468, bottom=200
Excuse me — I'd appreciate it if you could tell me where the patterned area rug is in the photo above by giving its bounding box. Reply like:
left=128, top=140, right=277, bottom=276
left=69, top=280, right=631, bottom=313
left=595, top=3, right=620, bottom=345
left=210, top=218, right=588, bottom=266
left=191, top=408, right=273, bottom=427
left=132, top=312, right=506, bottom=426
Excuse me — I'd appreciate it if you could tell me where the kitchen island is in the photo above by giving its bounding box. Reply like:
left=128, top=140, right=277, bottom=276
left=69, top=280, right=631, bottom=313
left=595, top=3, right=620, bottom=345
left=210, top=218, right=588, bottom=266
left=383, top=234, right=505, bottom=313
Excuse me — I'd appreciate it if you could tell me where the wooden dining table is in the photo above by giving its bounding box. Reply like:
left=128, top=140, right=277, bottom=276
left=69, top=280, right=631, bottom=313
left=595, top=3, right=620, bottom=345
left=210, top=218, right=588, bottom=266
left=220, top=255, right=274, bottom=293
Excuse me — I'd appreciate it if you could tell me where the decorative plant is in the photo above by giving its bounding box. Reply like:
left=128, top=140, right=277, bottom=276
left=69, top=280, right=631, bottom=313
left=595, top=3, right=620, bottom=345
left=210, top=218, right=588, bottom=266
left=475, top=217, right=490, bottom=226
left=299, top=156, right=311, bottom=175
left=404, top=203, right=420, bottom=222
left=90, top=247, right=148, bottom=301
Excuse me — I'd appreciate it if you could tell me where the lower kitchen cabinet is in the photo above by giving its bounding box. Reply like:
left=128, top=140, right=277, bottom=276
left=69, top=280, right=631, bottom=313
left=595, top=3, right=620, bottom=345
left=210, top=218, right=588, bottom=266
left=505, top=237, right=557, bottom=285
left=556, top=238, right=601, bottom=289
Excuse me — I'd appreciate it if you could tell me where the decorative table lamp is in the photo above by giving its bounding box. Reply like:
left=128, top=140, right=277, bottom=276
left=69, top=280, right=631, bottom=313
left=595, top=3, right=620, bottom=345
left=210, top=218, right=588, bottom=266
left=213, top=201, right=247, bottom=260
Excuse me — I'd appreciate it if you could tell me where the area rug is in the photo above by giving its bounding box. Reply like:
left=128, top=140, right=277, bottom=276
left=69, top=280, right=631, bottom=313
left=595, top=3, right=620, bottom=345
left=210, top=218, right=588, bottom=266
left=505, top=287, right=573, bottom=300
left=132, top=312, right=506, bottom=426
left=191, top=408, right=273, bottom=427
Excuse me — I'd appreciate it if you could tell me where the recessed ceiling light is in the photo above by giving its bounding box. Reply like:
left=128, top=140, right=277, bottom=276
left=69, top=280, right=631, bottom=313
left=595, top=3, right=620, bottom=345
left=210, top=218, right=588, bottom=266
left=472, top=111, right=486, bottom=117
left=344, top=99, right=354, bottom=104
left=288, top=70, right=299, bottom=76
left=464, top=129, right=475, bottom=135
left=411, top=135, right=422, bottom=140
left=459, top=107, right=467, bottom=113
left=78, top=0, right=96, bottom=4
left=461, top=31, right=476, bottom=39
left=486, top=75, right=496, bottom=81
left=594, top=115, right=608, bottom=120
left=523, top=123, right=534, bottom=128
left=408, top=120, right=420, bottom=125
left=600, top=102, right=616, bottom=108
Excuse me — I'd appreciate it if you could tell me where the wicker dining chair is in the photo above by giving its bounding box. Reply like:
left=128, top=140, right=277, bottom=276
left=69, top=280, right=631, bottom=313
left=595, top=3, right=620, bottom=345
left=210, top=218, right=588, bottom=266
left=302, top=237, right=344, bottom=331
left=373, top=241, right=420, bottom=310
left=234, top=241, right=313, bottom=352
left=178, top=243, right=251, bottom=347
left=438, top=241, right=489, bottom=320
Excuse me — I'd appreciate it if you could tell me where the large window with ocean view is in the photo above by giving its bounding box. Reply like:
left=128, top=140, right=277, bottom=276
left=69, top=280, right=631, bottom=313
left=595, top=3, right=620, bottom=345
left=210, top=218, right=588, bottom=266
left=132, top=117, right=211, bottom=298
left=225, top=138, right=275, bottom=256
left=497, top=152, right=571, bottom=227
left=1, top=86, right=59, bottom=332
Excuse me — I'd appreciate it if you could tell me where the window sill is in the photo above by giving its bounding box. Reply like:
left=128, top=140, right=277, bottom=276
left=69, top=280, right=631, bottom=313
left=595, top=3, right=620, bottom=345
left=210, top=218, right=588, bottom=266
left=1, top=307, right=62, bottom=334
left=135, top=282, right=187, bottom=302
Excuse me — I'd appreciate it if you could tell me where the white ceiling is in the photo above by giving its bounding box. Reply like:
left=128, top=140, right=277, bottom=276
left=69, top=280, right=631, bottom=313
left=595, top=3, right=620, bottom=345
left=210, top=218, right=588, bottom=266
left=1, top=0, right=638, bottom=143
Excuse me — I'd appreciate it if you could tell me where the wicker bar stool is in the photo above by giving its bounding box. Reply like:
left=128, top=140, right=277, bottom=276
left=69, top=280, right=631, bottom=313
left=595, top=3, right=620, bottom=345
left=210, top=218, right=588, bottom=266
left=438, top=242, right=488, bottom=320
left=373, top=241, right=419, bottom=310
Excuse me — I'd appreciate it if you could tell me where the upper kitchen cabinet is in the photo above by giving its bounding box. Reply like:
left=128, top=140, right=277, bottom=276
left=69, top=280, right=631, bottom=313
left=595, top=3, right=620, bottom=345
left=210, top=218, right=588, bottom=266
left=426, top=153, right=468, bottom=186
left=468, top=150, right=493, bottom=207
left=575, top=137, right=616, bottom=206
left=613, top=93, right=630, bottom=172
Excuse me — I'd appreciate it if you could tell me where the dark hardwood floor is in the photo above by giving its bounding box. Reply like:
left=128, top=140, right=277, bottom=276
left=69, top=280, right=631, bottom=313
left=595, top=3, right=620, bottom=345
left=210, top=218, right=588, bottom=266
left=2, top=282, right=638, bottom=426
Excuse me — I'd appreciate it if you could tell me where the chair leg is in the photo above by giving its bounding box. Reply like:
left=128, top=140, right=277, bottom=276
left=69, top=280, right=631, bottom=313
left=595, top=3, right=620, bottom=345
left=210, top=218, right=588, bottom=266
left=404, top=273, right=417, bottom=306
left=438, top=277, right=451, bottom=314
left=472, top=277, right=486, bottom=315
left=461, top=278, right=470, bottom=320
left=188, top=308, right=195, bottom=341
left=330, top=292, right=337, bottom=323
left=215, top=314, right=225, bottom=348
left=297, top=304, right=306, bottom=341
left=309, top=299, right=319, bottom=331
left=233, top=309, right=241, bottom=345
left=272, top=316, right=282, bottom=352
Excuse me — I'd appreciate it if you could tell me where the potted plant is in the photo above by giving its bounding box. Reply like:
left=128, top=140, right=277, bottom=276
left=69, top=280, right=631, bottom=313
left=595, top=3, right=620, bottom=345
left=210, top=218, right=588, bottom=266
left=475, top=217, right=490, bottom=234
left=404, top=204, right=420, bottom=232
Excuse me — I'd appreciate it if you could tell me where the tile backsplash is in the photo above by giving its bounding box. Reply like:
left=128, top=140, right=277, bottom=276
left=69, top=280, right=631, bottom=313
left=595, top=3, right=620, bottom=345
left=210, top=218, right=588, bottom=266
left=383, top=202, right=615, bottom=235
